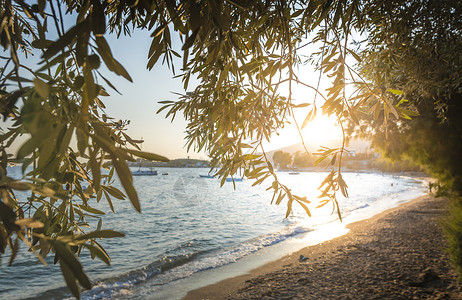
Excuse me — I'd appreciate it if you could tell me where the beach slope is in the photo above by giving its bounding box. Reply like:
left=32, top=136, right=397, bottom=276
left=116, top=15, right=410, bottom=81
left=184, top=195, right=461, bottom=299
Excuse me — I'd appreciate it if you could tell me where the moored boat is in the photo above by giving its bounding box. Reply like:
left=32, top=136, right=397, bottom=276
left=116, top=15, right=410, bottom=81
left=199, top=174, right=215, bottom=178
left=225, top=177, right=243, bottom=182
left=132, top=169, right=158, bottom=176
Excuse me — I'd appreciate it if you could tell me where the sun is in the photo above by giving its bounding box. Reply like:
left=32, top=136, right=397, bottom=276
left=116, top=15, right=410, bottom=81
left=263, top=114, right=343, bottom=152
left=302, top=115, right=343, bottom=147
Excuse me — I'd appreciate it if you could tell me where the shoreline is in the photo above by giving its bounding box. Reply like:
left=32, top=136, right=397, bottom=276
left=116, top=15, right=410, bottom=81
left=184, top=195, right=461, bottom=299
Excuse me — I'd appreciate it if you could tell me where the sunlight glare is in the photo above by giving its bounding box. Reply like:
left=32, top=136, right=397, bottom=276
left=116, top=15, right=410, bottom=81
left=302, top=115, right=343, bottom=147
left=263, top=114, right=343, bottom=152
left=301, top=221, right=350, bottom=246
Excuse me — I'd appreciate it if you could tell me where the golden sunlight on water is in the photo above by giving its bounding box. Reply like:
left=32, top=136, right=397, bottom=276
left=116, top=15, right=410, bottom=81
left=301, top=221, right=350, bottom=246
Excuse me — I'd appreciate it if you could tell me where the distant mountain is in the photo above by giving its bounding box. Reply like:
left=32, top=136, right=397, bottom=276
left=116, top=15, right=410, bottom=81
left=265, top=138, right=372, bottom=161
left=131, top=158, right=210, bottom=168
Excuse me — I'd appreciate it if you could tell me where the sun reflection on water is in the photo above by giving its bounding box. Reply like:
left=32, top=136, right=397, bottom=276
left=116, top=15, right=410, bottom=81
left=301, top=221, right=350, bottom=246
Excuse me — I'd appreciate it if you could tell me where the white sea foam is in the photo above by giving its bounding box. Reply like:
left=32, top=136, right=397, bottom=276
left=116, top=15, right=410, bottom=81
left=152, top=225, right=311, bottom=284
left=79, top=225, right=311, bottom=299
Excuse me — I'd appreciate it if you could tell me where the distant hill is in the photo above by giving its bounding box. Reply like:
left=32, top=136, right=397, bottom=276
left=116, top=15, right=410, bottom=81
left=266, top=138, right=372, bottom=162
left=131, top=158, right=210, bottom=168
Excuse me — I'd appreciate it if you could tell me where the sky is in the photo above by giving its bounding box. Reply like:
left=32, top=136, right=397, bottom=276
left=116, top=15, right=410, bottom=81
left=100, top=30, right=203, bottom=159
left=5, top=15, right=347, bottom=161
left=100, top=29, right=345, bottom=160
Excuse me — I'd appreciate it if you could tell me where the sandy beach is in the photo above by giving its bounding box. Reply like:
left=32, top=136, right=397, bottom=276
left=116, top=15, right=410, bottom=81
left=184, top=195, right=461, bottom=299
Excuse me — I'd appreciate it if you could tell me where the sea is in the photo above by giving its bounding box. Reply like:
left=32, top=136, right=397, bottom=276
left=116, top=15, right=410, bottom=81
left=0, top=167, right=428, bottom=300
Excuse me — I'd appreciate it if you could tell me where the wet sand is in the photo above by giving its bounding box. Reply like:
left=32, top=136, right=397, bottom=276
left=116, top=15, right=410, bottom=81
left=184, top=195, right=461, bottom=299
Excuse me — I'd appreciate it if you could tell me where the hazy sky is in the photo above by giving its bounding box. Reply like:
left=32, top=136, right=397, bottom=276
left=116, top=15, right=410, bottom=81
left=101, top=29, right=204, bottom=159
left=101, top=29, right=344, bottom=160
left=6, top=18, right=344, bottom=161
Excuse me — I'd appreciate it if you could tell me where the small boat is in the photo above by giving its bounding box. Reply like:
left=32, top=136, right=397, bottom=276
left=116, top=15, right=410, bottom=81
left=226, top=177, right=243, bottom=182
left=162, top=172, right=168, bottom=175
left=199, top=174, right=215, bottom=178
left=132, top=169, right=158, bottom=176
left=289, top=172, right=300, bottom=175
left=132, top=139, right=158, bottom=176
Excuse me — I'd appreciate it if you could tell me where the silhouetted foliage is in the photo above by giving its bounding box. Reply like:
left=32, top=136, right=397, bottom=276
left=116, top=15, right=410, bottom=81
left=1, top=0, right=461, bottom=297
left=344, top=0, right=462, bottom=278
left=273, top=151, right=293, bottom=169
left=293, top=151, right=315, bottom=168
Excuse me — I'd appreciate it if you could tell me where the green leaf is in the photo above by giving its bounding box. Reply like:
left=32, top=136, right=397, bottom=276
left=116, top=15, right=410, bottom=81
left=89, top=150, right=101, bottom=191
left=75, top=230, right=125, bottom=241
left=97, top=72, right=122, bottom=95
left=103, top=185, right=126, bottom=200
left=316, top=199, right=330, bottom=209
left=31, top=185, right=58, bottom=198
left=346, top=48, right=362, bottom=62
left=83, top=64, right=97, bottom=106
left=7, top=76, right=32, bottom=83
left=102, top=190, right=115, bottom=212
left=338, top=174, right=349, bottom=198
left=125, top=149, right=169, bottom=162
left=188, top=0, right=202, bottom=30
left=31, top=39, right=53, bottom=49
left=297, top=200, right=311, bottom=217
left=347, top=105, right=359, bottom=125
left=42, top=22, right=86, bottom=60
left=373, top=101, right=381, bottom=120
left=386, top=88, right=404, bottom=95
left=301, top=107, right=317, bottom=129
left=396, top=107, right=420, bottom=117
left=78, top=205, right=105, bottom=215
left=247, top=166, right=266, bottom=177
left=275, top=191, right=285, bottom=205
left=90, top=0, right=106, bottom=36
left=15, top=218, right=44, bottom=228
left=217, top=64, right=230, bottom=87
left=252, top=175, right=268, bottom=186
left=241, top=154, right=261, bottom=161
left=52, top=240, right=92, bottom=290
left=111, top=155, right=141, bottom=212
left=165, top=0, right=186, bottom=33
left=152, top=23, right=168, bottom=38
left=58, top=125, right=74, bottom=156
left=335, top=199, right=343, bottom=222
left=33, top=78, right=49, bottom=99
left=9, top=180, right=33, bottom=191
left=8, top=237, right=20, bottom=266
left=294, top=103, right=311, bottom=108
left=36, top=72, right=54, bottom=82
left=82, top=242, right=111, bottom=265
left=397, top=98, right=409, bottom=107
left=285, top=195, right=293, bottom=218
left=95, top=36, right=132, bottom=82
left=291, top=9, right=304, bottom=18
left=17, top=138, right=38, bottom=159
left=38, top=129, right=58, bottom=171
left=59, top=259, right=80, bottom=299
left=181, top=28, right=199, bottom=51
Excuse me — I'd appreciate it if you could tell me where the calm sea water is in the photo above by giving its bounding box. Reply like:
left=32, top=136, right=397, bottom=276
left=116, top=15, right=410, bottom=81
left=0, top=167, right=427, bottom=299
